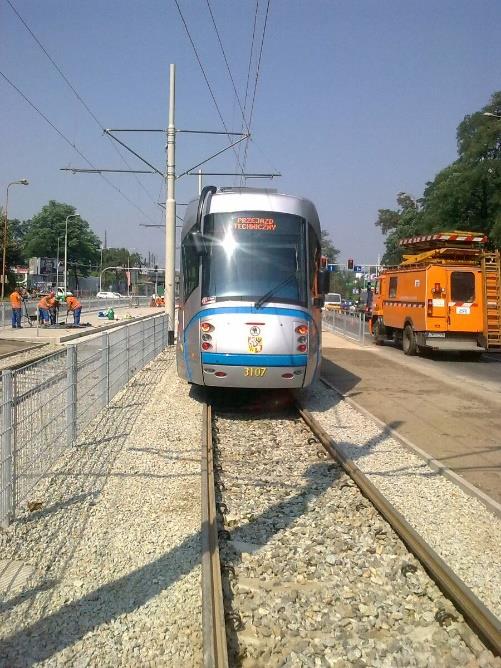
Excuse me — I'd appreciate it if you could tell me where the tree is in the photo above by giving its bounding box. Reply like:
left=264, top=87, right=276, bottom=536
left=375, top=192, right=422, bottom=265
left=0, top=208, right=29, bottom=293
left=23, top=201, right=101, bottom=286
left=100, top=248, right=144, bottom=292
left=321, top=230, right=340, bottom=262
left=375, top=91, right=501, bottom=258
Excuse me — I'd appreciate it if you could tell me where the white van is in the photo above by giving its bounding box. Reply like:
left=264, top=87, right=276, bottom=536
left=324, top=292, right=342, bottom=311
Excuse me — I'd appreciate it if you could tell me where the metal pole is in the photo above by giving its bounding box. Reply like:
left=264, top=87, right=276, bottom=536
left=198, top=168, right=203, bottom=195
left=1, top=369, right=14, bottom=527
left=165, top=63, right=176, bottom=345
left=64, top=216, right=68, bottom=295
left=2, top=186, right=11, bottom=301
left=56, top=237, right=59, bottom=289
left=66, top=345, right=77, bottom=446
left=100, top=332, right=109, bottom=407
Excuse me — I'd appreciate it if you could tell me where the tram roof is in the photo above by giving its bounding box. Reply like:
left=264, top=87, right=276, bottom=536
left=181, top=186, right=321, bottom=237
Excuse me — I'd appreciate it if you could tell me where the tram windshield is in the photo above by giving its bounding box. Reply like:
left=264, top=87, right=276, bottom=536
left=201, top=211, right=307, bottom=305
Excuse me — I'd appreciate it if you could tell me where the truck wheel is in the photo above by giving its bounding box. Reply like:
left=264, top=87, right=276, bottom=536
left=402, top=324, right=418, bottom=356
left=373, top=319, right=385, bottom=346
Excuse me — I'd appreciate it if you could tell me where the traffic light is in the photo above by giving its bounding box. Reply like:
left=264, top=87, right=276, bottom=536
left=347, top=258, right=354, bottom=270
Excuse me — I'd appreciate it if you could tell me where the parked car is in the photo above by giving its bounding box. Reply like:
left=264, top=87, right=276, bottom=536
left=96, top=291, right=121, bottom=299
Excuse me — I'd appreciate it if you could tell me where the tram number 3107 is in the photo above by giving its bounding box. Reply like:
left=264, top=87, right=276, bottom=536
left=244, top=367, right=267, bottom=377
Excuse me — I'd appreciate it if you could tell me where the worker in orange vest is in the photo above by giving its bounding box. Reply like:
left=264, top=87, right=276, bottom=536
left=65, top=294, right=82, bottom=326
left=38, top=294, right=51, bottom=326
left=47, top=291, right=59, bottom=325
left=9, top=287, right=23, bottom=328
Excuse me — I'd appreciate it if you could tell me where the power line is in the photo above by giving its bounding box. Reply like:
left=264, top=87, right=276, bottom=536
left=5, top=0, right=159, bottom=207
left=237, top=0, right=260, bottom=174
left=242, top=0, right=271, bottom=177
left=0, top=70, right=159, bottom=225
left=173, top=0, right=247, bottom=176
left=206, top=0, right=249, bottom=133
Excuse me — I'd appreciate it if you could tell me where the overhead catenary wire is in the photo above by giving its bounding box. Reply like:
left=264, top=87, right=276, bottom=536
left=0, top=70, right=159, bottom=226
left=205, top=0, right=249, bottom=135
left=5, top=0, right=160, bottom=209
left=173, top=0, right=247, bottom=177
left=242, top=0, right=271, bottom=178
left=236, top=0, right=260, bottom=176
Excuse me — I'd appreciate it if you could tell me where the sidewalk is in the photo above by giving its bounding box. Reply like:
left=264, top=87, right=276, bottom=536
left=0, top=306, right=163, bottom=344
left=0, top=349, right=204, bottom=666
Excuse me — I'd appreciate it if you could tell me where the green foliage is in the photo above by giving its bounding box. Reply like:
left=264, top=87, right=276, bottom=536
left=101, top=248, right=142, bottom=269
left=321, top=230, right=340, bottom=262
left=0, top=208, right=28, bottom=292
left=23, top=201, right=101, bottom=278
left=376, top=91, right=501, bottom=259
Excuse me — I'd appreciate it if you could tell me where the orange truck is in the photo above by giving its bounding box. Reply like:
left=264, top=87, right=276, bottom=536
left=369, top=232, right=501, bottom=356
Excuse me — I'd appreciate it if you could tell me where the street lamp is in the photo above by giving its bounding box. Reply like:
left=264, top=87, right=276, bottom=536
left=64, top=213, right=79, bottom=294
left=2, top=179, right=29, bottom=300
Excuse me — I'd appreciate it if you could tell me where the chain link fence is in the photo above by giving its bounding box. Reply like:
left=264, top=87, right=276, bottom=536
left=323, top=309, right=368, bottom=344
left=0, top=313, right=169, bottom=527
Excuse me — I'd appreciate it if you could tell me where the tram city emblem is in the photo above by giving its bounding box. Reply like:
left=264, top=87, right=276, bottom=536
left=248, top=326, right=263, bottom=353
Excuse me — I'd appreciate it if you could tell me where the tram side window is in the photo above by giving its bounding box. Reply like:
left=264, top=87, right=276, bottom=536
left=308, top=224, right=320, bottom=291
left=182, top=233, right=200, bottom=300
left=389, top=276, right=398, bottom=298
left=451, top=271, right=475, bottom=302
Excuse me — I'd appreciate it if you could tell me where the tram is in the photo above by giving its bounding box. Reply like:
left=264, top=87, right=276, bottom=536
left=176, top=186, right=329, bottom=388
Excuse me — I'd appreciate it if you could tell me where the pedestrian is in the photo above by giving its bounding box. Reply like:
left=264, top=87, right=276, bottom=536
left=38, top=294, right=51, bottom=326
left=47, top=291, right=59, bottom=325
left=9, top=287, right=23, bottom=328
left=65, top=294, right=82, bottom=326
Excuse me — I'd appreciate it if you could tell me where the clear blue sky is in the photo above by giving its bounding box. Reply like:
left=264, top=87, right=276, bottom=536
left=2, top=0, right=500, bottom=265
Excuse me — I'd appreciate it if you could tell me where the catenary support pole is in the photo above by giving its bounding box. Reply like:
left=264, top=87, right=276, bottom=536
left=165, top=63, right=176, bottom=345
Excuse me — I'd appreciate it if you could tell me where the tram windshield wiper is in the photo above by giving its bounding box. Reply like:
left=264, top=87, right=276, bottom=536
left=254, top=273, right=297, bottom=309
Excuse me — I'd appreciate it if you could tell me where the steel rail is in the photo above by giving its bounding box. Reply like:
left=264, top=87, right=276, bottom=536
left=296, top=403, right=501, bottom=657
left=201, top=402, right=229, bottom=668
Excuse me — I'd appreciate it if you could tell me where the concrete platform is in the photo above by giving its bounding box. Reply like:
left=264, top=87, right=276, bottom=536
left=0, top=306, right=165, bottom=344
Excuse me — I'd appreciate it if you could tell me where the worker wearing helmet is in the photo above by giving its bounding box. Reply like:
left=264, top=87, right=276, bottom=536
left=38, top=294, right=51, bottom=326
left=65, top=294, right=82, bottom=326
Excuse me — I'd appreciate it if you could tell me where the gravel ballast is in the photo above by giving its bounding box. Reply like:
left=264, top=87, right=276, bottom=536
left=298, top=381, right=501, bottom=619
left=0, top=349, right=203, bottom=666
left=214, top=406, right=499, bottom=667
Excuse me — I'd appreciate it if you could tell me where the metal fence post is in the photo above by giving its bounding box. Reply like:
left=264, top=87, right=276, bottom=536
left=100, top=332, right=109, bottom=408
left=141, top=319, right=146, bottom=366
left=125, top=326, right=130, bottom=380
left=66, top=345, right=77, bottom=446
left=1, top=369, right=14, bottom=527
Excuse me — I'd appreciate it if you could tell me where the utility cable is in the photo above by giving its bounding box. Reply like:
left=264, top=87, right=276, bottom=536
left=173, top=0, right=246, bottom=176
left=242, top=0, right=271, bottom=177
left=0, top=70, right=159, bottom=225
left=5, top=0, right=159, bottom=207
left=205, top=0, right=249, bottom=134
left=237, top=0, right=259, bottom=175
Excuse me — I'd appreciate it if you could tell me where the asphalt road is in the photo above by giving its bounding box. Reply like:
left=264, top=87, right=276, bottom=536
left=321, top=330, right=501, bottom=504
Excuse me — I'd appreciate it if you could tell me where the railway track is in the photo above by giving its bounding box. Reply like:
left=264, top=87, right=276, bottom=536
left=201, top=391, right=500, bottom=667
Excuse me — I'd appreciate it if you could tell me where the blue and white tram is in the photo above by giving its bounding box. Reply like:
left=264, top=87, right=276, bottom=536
left=176, top=186, right=329, bottom=388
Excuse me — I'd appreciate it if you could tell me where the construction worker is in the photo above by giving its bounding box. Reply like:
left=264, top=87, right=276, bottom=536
left=65, top=294, right=82, bottom=326
left=9, top=287, right=23, bottom=328
left=38, top=294, right=51, bottom=326
left=47, top=291, right=59, bottom=325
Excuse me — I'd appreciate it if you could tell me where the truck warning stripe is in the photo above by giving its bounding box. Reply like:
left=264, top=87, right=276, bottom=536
left=383, top=300, right=425, bottom=308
